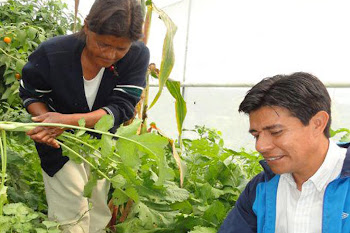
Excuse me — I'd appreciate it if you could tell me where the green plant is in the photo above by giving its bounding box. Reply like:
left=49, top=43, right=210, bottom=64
left=0, top=120, right=264, bottom=232
left=0, top=0, right=80, bottom=107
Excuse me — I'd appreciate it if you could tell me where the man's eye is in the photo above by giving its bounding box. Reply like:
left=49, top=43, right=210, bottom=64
left=271, top=130, right=282, bottom=135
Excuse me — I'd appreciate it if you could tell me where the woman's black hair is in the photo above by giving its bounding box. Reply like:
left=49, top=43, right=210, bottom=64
left=77, top=0, right=143, bottom=41
left=239, top=72, right=332, bottom=138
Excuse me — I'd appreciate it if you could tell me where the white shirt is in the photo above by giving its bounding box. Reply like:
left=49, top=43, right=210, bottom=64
left=83, top=68, right=105, bottom=110
left=275, top=140, right=346, bottom=233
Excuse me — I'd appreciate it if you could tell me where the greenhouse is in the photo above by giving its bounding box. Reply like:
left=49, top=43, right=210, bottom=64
left=0, top=0, right=349, bottom=232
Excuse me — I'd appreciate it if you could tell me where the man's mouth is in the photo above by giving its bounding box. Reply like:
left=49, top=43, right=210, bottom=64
left=265, top=155, right=284, bottom=162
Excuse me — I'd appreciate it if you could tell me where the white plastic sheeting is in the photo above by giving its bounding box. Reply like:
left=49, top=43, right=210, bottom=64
left=69, top=0, right=350, bottom=149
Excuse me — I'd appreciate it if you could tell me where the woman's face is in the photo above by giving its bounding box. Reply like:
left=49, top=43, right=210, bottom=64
left=84, top=27, right=132, bottom=68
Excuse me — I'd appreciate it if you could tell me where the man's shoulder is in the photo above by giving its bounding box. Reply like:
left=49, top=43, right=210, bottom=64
left=243, top=171, right=275, bottom=196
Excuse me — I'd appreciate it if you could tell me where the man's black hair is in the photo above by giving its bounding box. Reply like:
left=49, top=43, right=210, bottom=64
left=239, top=72, right=331, bottom=138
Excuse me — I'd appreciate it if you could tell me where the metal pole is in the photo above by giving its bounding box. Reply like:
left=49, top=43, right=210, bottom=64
left=150, top=82, right=350, bottom=88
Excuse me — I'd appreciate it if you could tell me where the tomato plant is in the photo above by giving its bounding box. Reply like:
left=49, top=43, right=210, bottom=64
left=0, top=0, right=80, bottom=107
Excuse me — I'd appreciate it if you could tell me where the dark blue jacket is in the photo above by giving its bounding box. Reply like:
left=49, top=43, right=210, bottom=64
left=219, top=144, right=350, bottom=233
left=19, top=34, right=150, bottom=176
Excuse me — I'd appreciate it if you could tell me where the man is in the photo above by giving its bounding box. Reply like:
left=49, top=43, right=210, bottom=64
left=219, top=72, right=350, bottom=233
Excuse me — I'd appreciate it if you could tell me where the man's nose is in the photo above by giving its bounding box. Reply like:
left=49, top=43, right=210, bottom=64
left=255, top=133, right=274, bottom=154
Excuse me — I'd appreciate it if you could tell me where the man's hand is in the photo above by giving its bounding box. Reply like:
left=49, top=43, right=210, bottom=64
left=27, top=112, right=67, bottom=148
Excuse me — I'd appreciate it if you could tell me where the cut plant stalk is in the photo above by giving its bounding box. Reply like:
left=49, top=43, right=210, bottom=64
left=0, top=130, right=8, bottom=215
left=60, top=132, right=122, bottom=167
left=0, top=121, right=158, bottom=158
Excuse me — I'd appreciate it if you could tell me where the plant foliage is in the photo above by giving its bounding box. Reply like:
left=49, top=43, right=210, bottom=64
left=0, top=0, right=80, bottom=107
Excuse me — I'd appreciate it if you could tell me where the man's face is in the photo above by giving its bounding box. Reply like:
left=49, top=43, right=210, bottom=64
left=249, top=106, right=317, bottom=177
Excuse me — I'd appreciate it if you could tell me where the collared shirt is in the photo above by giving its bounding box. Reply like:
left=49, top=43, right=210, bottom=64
left=275, top=140, right=347, bottom=233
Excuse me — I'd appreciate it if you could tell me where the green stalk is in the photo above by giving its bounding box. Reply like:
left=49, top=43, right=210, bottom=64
left=141, top=73, right=150, bottom=134
left=60, top=133, right=121, bottom=167
left=0, top=130, right=7, bottom=215
left=56, top=141, right=132, bottom=200
left=0, top=121, right=157, bottom=158
left=56, top=141, right=110, bottom=181
left=0, top=47, right=22, bottom=62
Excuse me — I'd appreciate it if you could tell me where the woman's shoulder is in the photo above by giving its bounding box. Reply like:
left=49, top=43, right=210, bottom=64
left=38, top=34, right=84, bottom=55
left=128, top=41, right=150, bottom=58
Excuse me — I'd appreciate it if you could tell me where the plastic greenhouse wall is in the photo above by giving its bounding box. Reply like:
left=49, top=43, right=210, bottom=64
left=72, top=0, right=350, bottom=150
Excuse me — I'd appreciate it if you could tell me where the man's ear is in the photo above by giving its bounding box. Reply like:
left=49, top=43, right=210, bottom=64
left=310, top=111, right=329, bottom=137
left=83, top=20, right=88, bottom=34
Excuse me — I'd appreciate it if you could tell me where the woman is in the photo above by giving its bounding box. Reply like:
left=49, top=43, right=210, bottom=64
left=19, top=0, right=149, bottom=232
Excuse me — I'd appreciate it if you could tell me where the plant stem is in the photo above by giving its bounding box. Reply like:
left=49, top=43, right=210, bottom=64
left=57, top=141, right=111, bottom=181
left=0, top=121, right=157, bottom=158
left=60, top=133, right=121, bottom=168
left=0, top=130, right=7, bottom=215
left=0, top=47, right=21, bottom=62
left=57, top=139, right=132, bottom=200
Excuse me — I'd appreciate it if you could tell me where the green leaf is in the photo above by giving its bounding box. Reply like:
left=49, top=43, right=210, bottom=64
left=27, top=27, right=38, bottom=40
left=15, top=59, right=25, bottom=74
left=113, top=188, right=129, bottom=206
left=83, top=173, right=97, bottom=198
left=115, top=118, right=142, bottom=137
left=125, top=186, right=139, bottom=203
left=76, top=118, right=86, bottom=136
left=16, top=29, right=27, bottom=44
left=100, top=134, right=114, bottom=158
left=42, top=220, right=59, bottom=229
left=3, top=203, right=29, bottom=216
left=166, top=80, right=187, bottom=136
left=163, top=182, right=189, bottom=203
left=189, top=226, right=217, bottom=233
left=148, top=3, right=177, bottom=109
left=94, top=114, right=113, bottom=132
left=203, top=200, right=226, bottom=224
left=111, top=174, right=126, bottom=188
left=116, top=138, right=140, bottom=168
left=132, top=202, right=176, bottom=229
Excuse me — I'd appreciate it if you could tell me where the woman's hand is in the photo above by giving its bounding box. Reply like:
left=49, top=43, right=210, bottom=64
left=27, top=112, right=67, bottom=148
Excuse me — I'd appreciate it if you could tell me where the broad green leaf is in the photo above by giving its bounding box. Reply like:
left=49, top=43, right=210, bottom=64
left=115, top=218, right=143, bottom=233
left=129, top=133, right=173, bottom=185
left=48, top=229, right=61, bottom=233
left=132, top=202, right=176, bottom=229
left=170, top=200, right=192, bottom=214
left=15, top=59, right=25, bottom=74
left=113, top=188, right=129, bottom=206
left=191, top=139, right=220, bottom=158
left=3, top=203, right=29, bottom=216
left=189, top=226, right=217, bottom=233
left=125, top=186, right=139, bottom=203
left=100, top=134, right=114, bottom=158
left=148, top=3, right=177, bottom=109
left=35, top=229, right=47, bottom=233
left=116, top=138, right=140, bottom=168
left=27, top=27, right=38, bottom=40
left=166, top=80, right=186, bottom=136
left=163, top=182, right=189, bottom=203
left=42, top=220, right=60, bottom=229
left=203, top=200, right=226, bottom=224
left=115, top=118, right=142, bottom=137
left=16, top=29, right=26, bottom=44
left=94, top=114, right=113, bottom=132
left=111, top=174, right=126, bottom=188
